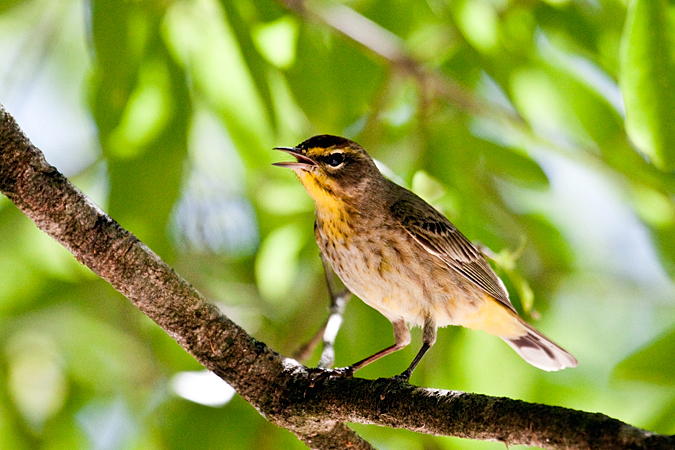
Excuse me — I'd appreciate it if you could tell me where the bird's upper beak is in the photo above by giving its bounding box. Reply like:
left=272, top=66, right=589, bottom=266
left=272, top=147, right=316, bottom=169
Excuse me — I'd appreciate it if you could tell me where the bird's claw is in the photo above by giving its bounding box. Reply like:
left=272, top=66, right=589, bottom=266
left=389, top=373, right=412, bottom=383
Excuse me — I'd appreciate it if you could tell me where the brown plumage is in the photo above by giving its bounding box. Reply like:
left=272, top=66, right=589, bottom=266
left=274, top=135, right=577, bottom=379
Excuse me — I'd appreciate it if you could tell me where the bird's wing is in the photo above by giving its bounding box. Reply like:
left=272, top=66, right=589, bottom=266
left=391, top=196, right=516, bottom=312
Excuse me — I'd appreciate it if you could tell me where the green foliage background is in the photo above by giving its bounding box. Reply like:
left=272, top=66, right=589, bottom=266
left=1, top=0, right=675, bottom=448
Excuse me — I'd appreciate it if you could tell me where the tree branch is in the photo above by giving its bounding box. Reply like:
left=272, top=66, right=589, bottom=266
left=1, top=104, right=673, bottom=449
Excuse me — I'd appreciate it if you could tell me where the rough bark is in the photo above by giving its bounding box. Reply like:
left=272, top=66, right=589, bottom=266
left=1, top=105, right=673, bottom=449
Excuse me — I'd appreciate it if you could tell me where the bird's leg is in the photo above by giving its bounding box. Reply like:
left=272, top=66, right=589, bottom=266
left=311, top=319, right=411, bottom=386
left=344, top=319, right=411, bottom=374
left=293, top=253, right=351, bottom=367
left=394, top=317, right=436, bottom=382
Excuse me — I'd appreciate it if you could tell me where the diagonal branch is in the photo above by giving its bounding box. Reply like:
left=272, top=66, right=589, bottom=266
left=279, top=0, right=519, bottom=125
left=1, top=104, right=673, bottom=449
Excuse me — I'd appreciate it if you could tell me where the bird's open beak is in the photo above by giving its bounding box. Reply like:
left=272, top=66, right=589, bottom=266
left=272, top=147, right=316, bottom=169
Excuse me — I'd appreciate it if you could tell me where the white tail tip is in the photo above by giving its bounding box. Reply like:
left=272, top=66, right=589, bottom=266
left=502, top=325, right=578, bottom=371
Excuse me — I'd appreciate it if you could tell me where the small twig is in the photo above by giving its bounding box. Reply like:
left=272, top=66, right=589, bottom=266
left=293, top=253, right=352, bottom=368
left=318, top=253, right=352, bottom=368
left=293, top=321, right=326, bottom=362
left=317, top=289, right=351, bottom=368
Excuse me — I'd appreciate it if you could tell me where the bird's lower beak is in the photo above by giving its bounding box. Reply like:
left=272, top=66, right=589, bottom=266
left=272, top=147, right=316, bottom=169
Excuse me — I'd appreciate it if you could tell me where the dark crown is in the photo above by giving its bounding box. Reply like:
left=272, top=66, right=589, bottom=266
left=297, top=135, right=352, bottom=151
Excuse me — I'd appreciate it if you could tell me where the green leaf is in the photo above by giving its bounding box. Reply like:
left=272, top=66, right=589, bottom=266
left=620, top=0, right=675, bottom=171
left=89, top=1, right=141, bottom=135
left=90, top=2, right=189, bottom=258
left=0, top=0, right=23, bottom=15
left=8, top=305, right=157, bottom=392
left=105, top=53, right=190, bottom=259
left=162, top=0, right=273, bottom=167
left=488, top=238, right=535, bottom=313
left=285, top=26, right=385, bottom=132
left=519, top=213, right=573, bottom=277
left=614, top=325, right=675, bottom=386
left=481, top=145, right=550, bottom=190
left=650, top=223, right=675, bottom=280
left=220, top=0, right=280, bottom=131
left=649, top=397, right=675, bottom=434
left=254, top=223, right=307, bottom=305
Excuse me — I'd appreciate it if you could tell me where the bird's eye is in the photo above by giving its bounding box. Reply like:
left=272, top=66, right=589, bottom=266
left=326, top=152, right=345, bottom=167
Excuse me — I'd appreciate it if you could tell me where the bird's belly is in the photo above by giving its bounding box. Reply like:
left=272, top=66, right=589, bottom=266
left=319, top=229, right=484, bottom=328
left=339, top=256, right=430, bottom=325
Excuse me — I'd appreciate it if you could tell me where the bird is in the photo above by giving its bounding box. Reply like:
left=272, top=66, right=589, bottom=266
left=273, top=134, right=577, bottom=380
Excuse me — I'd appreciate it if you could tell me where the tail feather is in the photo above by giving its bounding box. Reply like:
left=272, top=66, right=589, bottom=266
left=502, top=321, right=578, bottom=372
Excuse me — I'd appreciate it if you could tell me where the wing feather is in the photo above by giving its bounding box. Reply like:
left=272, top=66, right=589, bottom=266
left=391, top=195, right=515, bottom=312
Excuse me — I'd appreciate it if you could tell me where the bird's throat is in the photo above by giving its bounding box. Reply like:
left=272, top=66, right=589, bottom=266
left=297, top=171, right=346, bottom=217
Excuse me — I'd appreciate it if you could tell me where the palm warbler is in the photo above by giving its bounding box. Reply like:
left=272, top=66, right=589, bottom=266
left=274, top=135, right=577, bottom=380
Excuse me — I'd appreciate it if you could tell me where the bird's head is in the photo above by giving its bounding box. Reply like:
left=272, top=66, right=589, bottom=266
left=273, top=135, right=381, bottom=209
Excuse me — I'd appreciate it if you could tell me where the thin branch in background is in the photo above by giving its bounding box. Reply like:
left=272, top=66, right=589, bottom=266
left=292, top=320, right=327, bottom=362
left=317, top=251, right=351, bottom=368
left=279, top=0, right=675, bottom=200
left=316, top=289, right=350, bottom=368
left=293, top=253, right=351, bottom=368
left=287, top=0, right=517, bottom=122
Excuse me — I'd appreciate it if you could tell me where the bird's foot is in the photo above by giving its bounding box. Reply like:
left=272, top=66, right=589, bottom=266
left=389, top=370, right=412, bottom=383
left=308, top=366, right=354, bottom=387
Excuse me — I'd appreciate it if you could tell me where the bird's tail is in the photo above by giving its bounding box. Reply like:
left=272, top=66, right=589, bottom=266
left=502, top=319, right=578, bottom=371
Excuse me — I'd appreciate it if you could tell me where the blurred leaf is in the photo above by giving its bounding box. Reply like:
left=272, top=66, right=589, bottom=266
left=539, top=36, right=625, bottom=146
left=285, top=26, right=385, bottom=132
left=620, top=0, right=675, bottom=171
left=220, top=0, right=279, bottom=130
left=504, top=266, right=535, bottom=313
left=441, top=44, right=484, bottom=86
left=614, top=325, right=675, bottom=386
left=534, top=2, right=602, bottom=57
left=630, top=186, right=675, bottom=228
left=89, top=1, right=144, bottom=135
left=90, top=2, right=190, bottom=258
left=362, top=0, right=438, bottom=38
left=162, top=0, right=273, bottom=168
left=0, top=400, right=29, bottom=450
left=155, top=396, right=306, bottom=450
left=254, top=223, right=307, bottom=304
left=252, top=16, right=298, bottom=70
left=6, top=336, right=67, bottom=429
left=481, top=145, right=549, bottom=190
left=649, top=397, right=675, bottom=434
left=257, top=181, right=312, bottom=215
left=107, top=59, right=174, bottom=159
left=411, top=170, right=446, bottom=204
left=519, top=213, right=573, bottom=278
left=452, top=0, right=499, bottom=54
left=0, top=0, right=23, bottom=15
left=650, top=224, right=675, bottom=280
left=487, top=238, right=535, bottom=312
left=11, top=306, right=157, bottom=391
left=105, top=51, right=190, bottom=259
